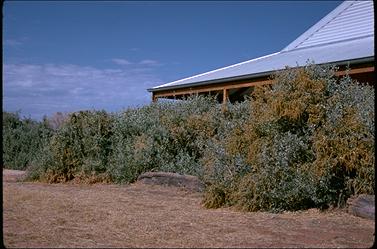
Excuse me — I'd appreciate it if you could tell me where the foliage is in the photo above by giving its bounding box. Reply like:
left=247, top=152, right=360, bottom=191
left=108, top=96, right=220, bottom=183
left=8, top=63, right=374, bottom=212
left=2, top=111, right=53, bottom=170
left=26, top=96, right=221, bottom=183
left=311, top=75, right=375, bottom=204
left=27, top=110, right=114, bottom=183
left=202, top=64, right=374, bottom=211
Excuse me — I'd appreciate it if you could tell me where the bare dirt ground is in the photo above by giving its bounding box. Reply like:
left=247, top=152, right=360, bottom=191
left=3, top=169, right=375, bottom=248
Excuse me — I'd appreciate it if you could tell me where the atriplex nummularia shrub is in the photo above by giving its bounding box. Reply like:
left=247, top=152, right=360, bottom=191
left=102, top=96, right=221, bottom=183
left=2, top=111, right=53, bottom=170
left=202, top=64, right=374, bottom=211
left=27, top=110, right=114, bottom=183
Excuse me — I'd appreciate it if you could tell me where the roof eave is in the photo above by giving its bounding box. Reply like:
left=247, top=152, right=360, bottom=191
left=148, top=56, right=374, bottom=92
left=147, top=71, right=273, bottom=92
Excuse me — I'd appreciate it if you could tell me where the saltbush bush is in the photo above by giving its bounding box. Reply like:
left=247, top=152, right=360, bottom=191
left=108, top=96, right=221, bottom=183
left=2, top=112, right=53, bottom=170
left=27, top=110, right=114, bottom=183
left=202, top=64, right=374, bottom=211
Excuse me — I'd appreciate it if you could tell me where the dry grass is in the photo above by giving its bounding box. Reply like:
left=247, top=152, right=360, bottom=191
left=3, top=169, right=375, bottom=248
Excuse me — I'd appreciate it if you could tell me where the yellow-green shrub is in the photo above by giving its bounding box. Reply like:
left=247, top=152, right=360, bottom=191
left=202, top=64, right=374, bottom=211
left=27, top=110, right=114, bottom=183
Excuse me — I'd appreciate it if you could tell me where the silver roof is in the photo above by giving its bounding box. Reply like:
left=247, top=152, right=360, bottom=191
left=150, top=1, right=374, bottom=92
left=282, top=1, right=374, bottom=51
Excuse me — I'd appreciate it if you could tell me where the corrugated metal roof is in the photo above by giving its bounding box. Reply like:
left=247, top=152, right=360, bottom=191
left=153, top=37, right=373, bottom=90
left=283, top=1, right=374, bottom=51
left=150, top=0, right=374, bottom=92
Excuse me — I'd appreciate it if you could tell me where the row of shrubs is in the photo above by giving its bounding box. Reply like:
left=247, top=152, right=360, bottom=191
left=3, top=63, right=374, bottom=212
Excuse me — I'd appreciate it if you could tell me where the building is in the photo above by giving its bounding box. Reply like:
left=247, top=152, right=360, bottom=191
left=148, top=1, right=374, bottom=103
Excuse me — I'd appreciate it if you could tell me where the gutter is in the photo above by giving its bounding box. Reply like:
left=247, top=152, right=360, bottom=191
left=147, top=56, right=374, bottom=92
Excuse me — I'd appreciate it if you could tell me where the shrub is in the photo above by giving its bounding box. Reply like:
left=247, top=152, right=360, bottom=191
left=27, top=110, right=114, bottom=182
left=311, top=75, right=375, bottom=206
left=202, top=64, right=375, bottom=211
left=2, top=111, right=53, bottom=170
left=108, top=95, right=220, bottom=183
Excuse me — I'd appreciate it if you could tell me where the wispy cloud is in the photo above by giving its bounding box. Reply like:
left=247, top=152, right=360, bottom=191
left=3, top=63, right=164, bottom=119
left=3, top=37, right=29, bottom=48
left=110, top=58, right=162, bottom=67
left=139, top=59, right=161, bottom=66
left=4, top=39, right=23, bottom=47
left=111, top=58, right=132, bottom=66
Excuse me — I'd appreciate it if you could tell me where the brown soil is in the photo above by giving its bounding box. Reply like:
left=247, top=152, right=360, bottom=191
left=3, top=169, right=375, bottom=248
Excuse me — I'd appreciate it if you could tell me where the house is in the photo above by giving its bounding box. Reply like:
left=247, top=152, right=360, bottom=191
left=148, top=1, right=374, bottom=103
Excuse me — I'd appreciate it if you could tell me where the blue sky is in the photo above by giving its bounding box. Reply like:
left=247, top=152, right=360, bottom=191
left=3, top=0, right=342, bottom=120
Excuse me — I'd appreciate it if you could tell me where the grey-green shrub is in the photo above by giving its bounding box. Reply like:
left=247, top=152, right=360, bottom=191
left=2, top=111, right=53, bottom=170
left=109, top=96, right=220, bottom=183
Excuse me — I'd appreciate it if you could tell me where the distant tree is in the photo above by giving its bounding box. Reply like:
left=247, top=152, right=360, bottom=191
left=48, top=112, right=69, bottom=130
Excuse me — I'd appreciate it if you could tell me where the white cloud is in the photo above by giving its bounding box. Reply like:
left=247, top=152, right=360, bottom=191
left=3, top=63, right=164, bottom=120
left=111, top=58, right=132, bottom=66
left=110, top=58, right=162, bottom=67
left=139, top=59, right=160, bottom=66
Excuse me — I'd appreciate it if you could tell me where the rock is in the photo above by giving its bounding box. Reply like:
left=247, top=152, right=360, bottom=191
left=347, top=195, right=375, bottom=220
left=137, top=171, right=205, bottom=192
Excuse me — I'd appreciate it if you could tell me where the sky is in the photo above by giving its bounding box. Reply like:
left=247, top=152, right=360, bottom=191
left=3, top=0, right=342, bottom=120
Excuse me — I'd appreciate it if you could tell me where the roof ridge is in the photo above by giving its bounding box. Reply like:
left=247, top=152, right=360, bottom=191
left=282, top=1, right=356, bottom=52
left=293, top=2, right=353, bottom=50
